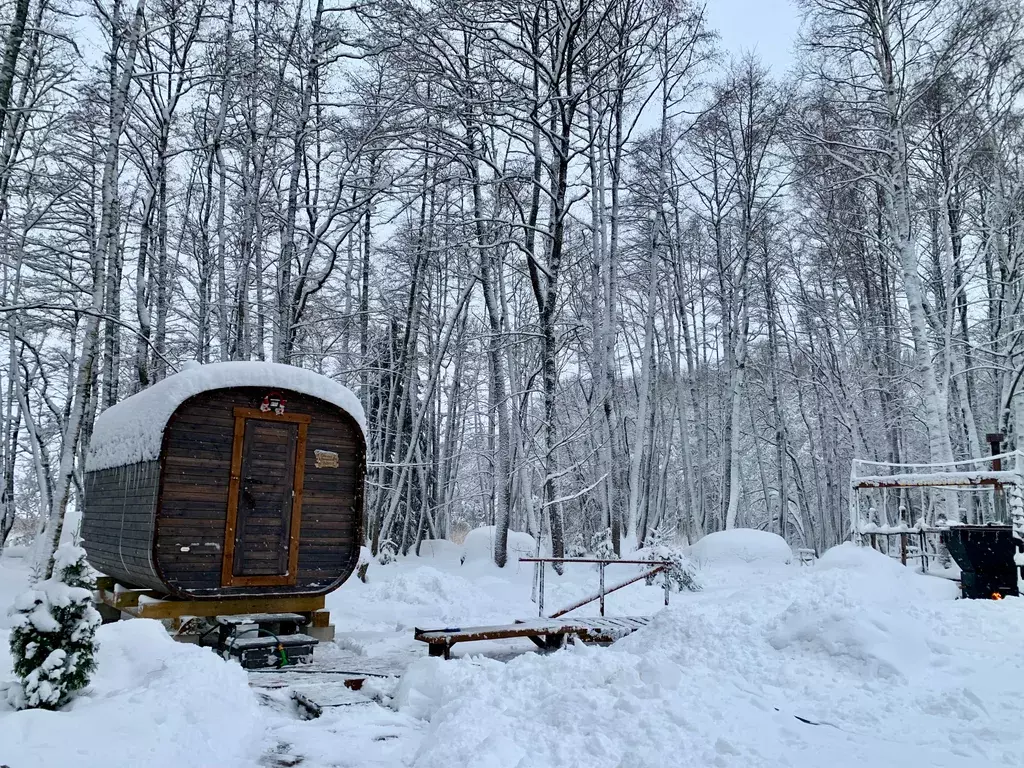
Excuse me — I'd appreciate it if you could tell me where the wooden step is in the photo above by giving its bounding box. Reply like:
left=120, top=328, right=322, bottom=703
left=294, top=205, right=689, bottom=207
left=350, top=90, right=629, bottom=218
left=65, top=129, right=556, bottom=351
left=223, top=633, right=318, bottom=669
left=225, top=633, right=319, bottom=651
left=216, top=613, right=309, bottom=626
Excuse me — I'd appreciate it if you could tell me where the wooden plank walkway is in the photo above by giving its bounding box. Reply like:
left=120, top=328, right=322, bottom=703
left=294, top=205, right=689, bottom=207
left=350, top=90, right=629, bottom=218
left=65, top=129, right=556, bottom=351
left=414, top=616, right=651, bottom=659
left=247, top=646, right=413, bottom=718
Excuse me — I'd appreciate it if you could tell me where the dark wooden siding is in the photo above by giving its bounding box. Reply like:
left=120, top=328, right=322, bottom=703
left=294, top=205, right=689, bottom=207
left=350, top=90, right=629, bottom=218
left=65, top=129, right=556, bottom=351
left=155, top=387, right=364, bottom=598
left=82, top=461, right=163, bottom=591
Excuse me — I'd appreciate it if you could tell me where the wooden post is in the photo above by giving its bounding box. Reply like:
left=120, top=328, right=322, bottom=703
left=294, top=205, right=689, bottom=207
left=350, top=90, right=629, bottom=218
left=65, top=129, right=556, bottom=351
left=599, top=562, right=605, bottom=617
left=538, top=562, right=545, bottom=618
left=663, top=566, right=670, bottom=606
left=988, top=433, right=1005, bottom=523
left=900, top=532, right=908, bottom=566
left=870, top=533, right=877, bottom=551
left=920, top=532, right=928, bottom=572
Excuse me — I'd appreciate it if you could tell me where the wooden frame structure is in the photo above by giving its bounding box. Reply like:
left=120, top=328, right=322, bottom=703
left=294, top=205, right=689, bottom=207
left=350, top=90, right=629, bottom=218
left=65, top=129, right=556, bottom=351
left=850, top=451, right=1024, bottom=587
left=849, top=451, right=1024, bottom=535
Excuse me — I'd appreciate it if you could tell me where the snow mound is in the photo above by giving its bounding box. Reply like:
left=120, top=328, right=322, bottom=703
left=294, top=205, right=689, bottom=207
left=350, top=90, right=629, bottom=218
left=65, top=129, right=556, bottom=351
left=817, top=542, right=908, bottom=574
left=87, top=361, right=365, bottom=472
left=688, top=529, right=792, bottom=566
left=0, top=619, right=261, bottom=767
left=414, top=539, right=464, bottom=562
left=360, top=566, right=498, bottom=622
left=768, top=599, right=929, bottom=679
left=462, top=526, right=537, bottom=565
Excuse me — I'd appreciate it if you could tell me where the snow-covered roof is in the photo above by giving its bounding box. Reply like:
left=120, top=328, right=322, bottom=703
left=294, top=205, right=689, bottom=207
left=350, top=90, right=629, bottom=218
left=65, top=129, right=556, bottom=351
left=87, top=361, right=366, bottom=472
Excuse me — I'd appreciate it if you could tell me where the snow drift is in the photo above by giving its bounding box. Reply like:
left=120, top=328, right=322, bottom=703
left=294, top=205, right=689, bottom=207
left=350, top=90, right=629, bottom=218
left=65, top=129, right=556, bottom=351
left=688, top=528, right=792, bottom=566
left=395, top=546, right=1014, bottom=768
left=461, top=526, right=537, bottom=565
left=0, top=620, right=262, bottom=768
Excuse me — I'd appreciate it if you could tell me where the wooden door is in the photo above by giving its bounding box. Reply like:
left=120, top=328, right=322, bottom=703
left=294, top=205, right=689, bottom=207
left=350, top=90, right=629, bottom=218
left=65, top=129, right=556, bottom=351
left=222, top=409, right=310, bottom=587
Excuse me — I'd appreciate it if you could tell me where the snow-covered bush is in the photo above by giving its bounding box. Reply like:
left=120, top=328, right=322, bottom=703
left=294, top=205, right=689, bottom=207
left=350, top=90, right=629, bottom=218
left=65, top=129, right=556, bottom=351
left=448, top=520, right=471, bottom=545
left=3, top=544, right=101, bottom=710
left=633, top=527, right=698, bottom=591
left=377, top=539, right=398, bottom=566
left=356, top=545, right=373, bottom=582
left=590, top=527, right=616, bottom=560
left=565, top=535, right=587, bottom=559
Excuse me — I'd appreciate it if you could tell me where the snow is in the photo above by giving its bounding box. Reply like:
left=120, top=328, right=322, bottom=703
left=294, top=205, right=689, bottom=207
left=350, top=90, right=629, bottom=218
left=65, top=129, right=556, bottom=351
left=853, top=470, right=1022, bottom=487
left=688, top=528, right=793, bottom=566
left=816, top=541, right=908, bottom=574
left=394, top=545, right=1022, bottom=768
left=86, top=361, right=366, bottom=472
left=461, top=526, right=537, bottom=565
left=411, top=539, right=463, bottom=563
left=0, top=619, right=263, bottom=767
left=3, top=534, right=1024, bottom=767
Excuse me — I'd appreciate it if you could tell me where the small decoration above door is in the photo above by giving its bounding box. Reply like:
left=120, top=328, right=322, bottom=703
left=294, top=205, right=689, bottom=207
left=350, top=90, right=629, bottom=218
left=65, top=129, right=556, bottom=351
left=260, top=391, right=288, bottom=415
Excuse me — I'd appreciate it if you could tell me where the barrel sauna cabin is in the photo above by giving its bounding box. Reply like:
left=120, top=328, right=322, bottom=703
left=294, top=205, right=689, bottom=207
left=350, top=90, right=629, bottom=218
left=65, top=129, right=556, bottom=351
left=81, top=361, right=365, bottom=617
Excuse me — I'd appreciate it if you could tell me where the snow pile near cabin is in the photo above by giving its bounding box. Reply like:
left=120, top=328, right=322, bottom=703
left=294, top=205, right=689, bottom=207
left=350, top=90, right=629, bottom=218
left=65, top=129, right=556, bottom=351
left=0, top=620, right=262, bottom=768
left=397, top=544, right=1024, bottom=768
left=87, top=361, right=365, bottom=472
left=688, top=528, right=792, bottom=566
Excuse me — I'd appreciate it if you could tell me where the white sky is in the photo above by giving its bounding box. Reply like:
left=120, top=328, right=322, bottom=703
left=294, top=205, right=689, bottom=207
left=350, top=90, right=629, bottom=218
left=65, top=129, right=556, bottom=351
left=704, top=0, right=802, bottom=74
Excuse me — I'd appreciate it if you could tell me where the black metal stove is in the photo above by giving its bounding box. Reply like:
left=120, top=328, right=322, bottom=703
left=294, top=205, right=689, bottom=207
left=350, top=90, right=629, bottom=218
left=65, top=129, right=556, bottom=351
left=940, top=524, right=1021, bottom=599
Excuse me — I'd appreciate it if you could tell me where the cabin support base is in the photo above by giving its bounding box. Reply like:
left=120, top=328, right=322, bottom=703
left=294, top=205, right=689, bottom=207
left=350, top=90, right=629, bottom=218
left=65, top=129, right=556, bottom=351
left=307, top=609, right=335, bottom=642
left=95, top=578, right=326, bottom=621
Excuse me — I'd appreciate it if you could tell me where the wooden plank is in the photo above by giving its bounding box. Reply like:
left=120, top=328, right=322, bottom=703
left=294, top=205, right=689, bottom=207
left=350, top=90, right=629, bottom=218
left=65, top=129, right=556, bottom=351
left=220, top=412, right=247, bottom=587
left=291, top=684, right=372, bottom=717
left=160, top=482, right=230, bottom=499
left=124, top=594, right=325, bottom=619
left=97, top=587, right=163, bottom=611
left=234, top=407, right=312, bottom=425
left=159, top=502, right=229, bottom=519
left=95, top=576, right=116, bottom=591
left=288, top=420, right=308, bottom=584
left=158, top=518, right=227, bottom=531
left=413, top=616, right=653, bottom=652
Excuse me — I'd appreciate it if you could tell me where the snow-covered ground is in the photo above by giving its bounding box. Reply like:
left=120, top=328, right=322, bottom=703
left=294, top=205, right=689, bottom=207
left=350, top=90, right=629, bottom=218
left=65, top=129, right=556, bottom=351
left=2, top=533, right=1023, bottom=768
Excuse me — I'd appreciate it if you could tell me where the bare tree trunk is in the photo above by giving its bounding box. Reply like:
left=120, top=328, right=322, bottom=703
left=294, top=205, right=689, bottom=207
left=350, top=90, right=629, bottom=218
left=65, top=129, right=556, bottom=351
left=37, top=0, right=146, bottom=579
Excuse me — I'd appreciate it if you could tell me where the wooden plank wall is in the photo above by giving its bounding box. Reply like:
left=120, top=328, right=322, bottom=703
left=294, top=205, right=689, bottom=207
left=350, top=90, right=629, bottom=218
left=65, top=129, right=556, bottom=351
left=82, top=461, right=164, bottom=591
left=156, top=387, right=363, bottom=598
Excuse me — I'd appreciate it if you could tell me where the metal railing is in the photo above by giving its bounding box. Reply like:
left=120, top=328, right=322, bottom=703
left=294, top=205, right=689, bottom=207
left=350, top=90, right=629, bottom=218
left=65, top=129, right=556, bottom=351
left=519, top=557, right=673, bottom=618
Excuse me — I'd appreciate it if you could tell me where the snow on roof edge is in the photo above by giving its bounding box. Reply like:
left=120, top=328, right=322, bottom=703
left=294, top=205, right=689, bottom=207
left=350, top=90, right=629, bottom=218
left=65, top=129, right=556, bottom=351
left=87, top=361, right=366, bottom=473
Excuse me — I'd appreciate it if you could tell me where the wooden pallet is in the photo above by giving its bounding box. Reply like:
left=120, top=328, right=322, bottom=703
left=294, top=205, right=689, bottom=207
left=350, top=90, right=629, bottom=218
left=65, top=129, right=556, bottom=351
left=413, top=616, right=652, bottom=659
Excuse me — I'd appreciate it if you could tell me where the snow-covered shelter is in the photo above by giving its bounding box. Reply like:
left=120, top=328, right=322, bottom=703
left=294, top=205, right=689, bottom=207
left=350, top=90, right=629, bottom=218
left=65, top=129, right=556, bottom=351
left=81, top=362, right=366, bottom=600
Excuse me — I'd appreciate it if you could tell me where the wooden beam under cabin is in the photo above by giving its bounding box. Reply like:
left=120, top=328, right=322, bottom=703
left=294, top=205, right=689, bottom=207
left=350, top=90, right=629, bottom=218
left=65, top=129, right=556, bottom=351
left=96, top=586, right=163, bottom=612
left=121, top=593, right=326, bottom=620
